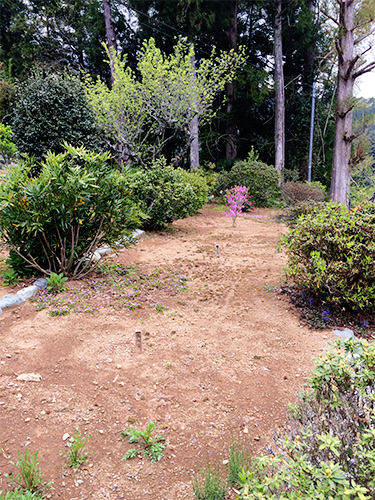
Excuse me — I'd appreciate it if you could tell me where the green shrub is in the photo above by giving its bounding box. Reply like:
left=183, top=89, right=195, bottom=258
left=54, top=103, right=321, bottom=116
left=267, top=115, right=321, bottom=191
left=237, top=338, right=375, bottom=499
left=180, top=170, right=209, bottom=211
left=0, top=144, right=140, bottom=278
left=0, top=124, right=17, bottom=164
left=284, top=199, right=327, bottom=227
left=125, top=158, right=205, bottom=229
left=282, top=181, right=326, bottom=205
left=12, top=73, right=103, bottom=163
left=215, top=156, right=281, bottom=207
left=283, top=201, right=375, bottom=311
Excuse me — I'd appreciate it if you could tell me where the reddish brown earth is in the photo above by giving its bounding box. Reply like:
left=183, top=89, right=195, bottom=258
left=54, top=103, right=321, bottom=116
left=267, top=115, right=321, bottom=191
left=0, top=205, right=335, bottom=499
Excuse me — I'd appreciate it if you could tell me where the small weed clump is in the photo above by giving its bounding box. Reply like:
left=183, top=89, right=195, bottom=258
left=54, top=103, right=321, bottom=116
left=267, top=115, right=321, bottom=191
left=121, top=421, right=166, bottom=463
left=4, top=450, right=51, bottom=499
left=46, top=272, right=68, bottom=293
left=60, top=430, right=90, bottom=469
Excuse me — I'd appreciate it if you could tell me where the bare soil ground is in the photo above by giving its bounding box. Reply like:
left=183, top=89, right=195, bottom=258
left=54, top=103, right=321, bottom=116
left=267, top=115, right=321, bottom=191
left=0, top=205, right=335, bottom=499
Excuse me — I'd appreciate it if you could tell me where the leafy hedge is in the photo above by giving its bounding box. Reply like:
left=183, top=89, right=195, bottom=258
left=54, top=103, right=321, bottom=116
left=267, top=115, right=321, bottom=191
left=0, top=145, right=140, bottom=278
left=283, top=201, right=375, bottom=311
left=215, top=157, right=281, bottom=207
left=125, top=159, right=208, bottom=229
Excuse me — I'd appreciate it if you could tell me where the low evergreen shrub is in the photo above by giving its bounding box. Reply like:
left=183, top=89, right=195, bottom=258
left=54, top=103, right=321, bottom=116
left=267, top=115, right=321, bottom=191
left=0, top=124, right=17, bottom=164
left=125, top=158, right=207, bottom=229
left=0, top=145, right=140, bottom=278
left=215, top=156, right=281, bottom=207
left=283, top=201, right=375, bottom=311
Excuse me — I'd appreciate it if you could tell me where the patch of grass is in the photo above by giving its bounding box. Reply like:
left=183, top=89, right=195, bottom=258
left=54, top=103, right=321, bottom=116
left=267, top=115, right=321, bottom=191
left=192, top=462, right=227, bottom=500
left=121, top=421, right=166, bottom=463
left=227, top=441, right=253, bottom=487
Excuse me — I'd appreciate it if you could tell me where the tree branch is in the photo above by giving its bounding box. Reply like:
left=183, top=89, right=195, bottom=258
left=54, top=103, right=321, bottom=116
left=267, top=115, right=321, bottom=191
left=353, top=60, right=375, bottom=79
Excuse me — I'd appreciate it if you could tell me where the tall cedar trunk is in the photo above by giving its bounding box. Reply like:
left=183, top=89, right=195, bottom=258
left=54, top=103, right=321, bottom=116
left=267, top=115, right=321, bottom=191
left=274, top=0, right=285, bottom=181
left=330, top=0, right=355, bottom=207
left=103, top=0, right=117, bottom=84
left=225, top=0, right=238, bottom=160
left=190, top=51, right=199, bottom=170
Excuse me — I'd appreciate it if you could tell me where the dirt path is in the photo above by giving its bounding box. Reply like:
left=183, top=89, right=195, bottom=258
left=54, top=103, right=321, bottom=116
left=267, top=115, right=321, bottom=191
left=0, top=205, right=334, bottom=499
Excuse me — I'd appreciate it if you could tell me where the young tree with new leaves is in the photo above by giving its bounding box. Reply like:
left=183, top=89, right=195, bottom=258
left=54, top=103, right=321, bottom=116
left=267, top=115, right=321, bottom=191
left=84, top=38, right=242, bottom=167
left=323, top=0, right=375, bottom=206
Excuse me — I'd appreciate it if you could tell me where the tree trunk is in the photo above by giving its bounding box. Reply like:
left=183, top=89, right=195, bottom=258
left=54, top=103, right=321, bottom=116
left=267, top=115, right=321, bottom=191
left=274, top=0, right=285, bottom=181
left=190, top=51, right=199, bottom=171
left=103, top=0, right=117, bottom=84
left=330, top=0, right=355, bottom=207
left=225, top=0, right=238, bottom=161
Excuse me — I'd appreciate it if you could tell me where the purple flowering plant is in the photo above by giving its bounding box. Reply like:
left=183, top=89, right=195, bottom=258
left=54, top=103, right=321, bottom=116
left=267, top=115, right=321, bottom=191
left=224, top=186, right=254, bottom=226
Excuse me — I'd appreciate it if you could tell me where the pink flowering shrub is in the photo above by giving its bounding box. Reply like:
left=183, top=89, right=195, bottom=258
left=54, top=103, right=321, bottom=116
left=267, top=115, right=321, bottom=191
left=225, top=186, right=254, bottom=226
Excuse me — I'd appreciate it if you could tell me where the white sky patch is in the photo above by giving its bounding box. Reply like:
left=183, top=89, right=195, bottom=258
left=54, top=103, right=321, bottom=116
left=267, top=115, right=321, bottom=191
left=355, top=71, right=375, bottom=99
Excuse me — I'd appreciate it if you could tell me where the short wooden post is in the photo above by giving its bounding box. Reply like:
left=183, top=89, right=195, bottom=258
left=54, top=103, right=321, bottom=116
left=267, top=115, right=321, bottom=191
left=135, top=329, right=142, bottom=352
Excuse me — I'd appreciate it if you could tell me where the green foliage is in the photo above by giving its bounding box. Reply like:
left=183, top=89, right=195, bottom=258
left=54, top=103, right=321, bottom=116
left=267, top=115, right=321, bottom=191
left=5, top=251, right=35, bottom=279
left=0, top=145, right=140, bottom=278
left=121, top=421, right=166, bottom=463
left=1, top=267, right=19, bottom=286
left=46, top=273, right=68, bottom=294
left=0, top=124, right=17, bottom=164
left=227, top=441, right=252, bottom=488
left=282, top=181, right=326, bottom=205
left=125, top=158, right=204, bottom=229
left=12, top=73, right=103, bottom=163
left=215, top=155, right=281, bottom=207
left=283, top=201, right=375, bottom=310
left=0, top=491, right=44, bottom=500
left=179, top=170, right=209, bottom=211
left=191, top=462, right=227, bottom=500
left=284, top=200, right=327, bottom=228
left=236, top=338, right=375, bottom=499
left=84, top=38, right=243, bottom=166
left=4, top=450, right=51, bottom=498
left=60, top=430, right=90, bottom=469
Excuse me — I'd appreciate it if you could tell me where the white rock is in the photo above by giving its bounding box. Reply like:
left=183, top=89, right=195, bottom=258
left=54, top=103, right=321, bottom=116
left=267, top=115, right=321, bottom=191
left=17, top=285, right=39, bottom=301
left=16, top=373, right=42, bottom=382
left=63, top=433, right=70, bottom=441
left=0, top=294, right=24, bottom=308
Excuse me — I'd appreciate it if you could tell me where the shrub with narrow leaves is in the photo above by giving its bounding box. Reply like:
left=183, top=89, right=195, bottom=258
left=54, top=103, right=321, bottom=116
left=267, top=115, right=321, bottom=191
left=282, top=181, right=326, bottom=205
left=0, top=145, right=140, bottom=278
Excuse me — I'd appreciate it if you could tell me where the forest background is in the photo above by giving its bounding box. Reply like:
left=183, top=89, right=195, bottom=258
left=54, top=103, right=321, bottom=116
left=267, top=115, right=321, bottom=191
left=1, top=0, right=375, bottom=201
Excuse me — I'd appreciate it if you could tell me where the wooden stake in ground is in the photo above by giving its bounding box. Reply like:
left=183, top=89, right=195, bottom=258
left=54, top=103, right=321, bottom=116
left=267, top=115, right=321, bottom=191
left=135, top=330, right=142, bottom=352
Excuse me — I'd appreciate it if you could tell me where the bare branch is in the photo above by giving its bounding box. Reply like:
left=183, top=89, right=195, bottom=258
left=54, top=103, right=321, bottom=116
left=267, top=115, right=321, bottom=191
left=353, top=60, right=375, bottom=79
left=321, top=9, right=340, bottom=26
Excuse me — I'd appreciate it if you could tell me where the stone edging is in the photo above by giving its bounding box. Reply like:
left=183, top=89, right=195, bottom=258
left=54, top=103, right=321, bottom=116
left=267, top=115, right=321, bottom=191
left=0, top=229, right=145, bottom=315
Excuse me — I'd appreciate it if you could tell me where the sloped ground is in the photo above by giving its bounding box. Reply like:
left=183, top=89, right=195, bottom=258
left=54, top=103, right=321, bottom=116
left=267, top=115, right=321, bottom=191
left=0, top=205, right=334, bottom=499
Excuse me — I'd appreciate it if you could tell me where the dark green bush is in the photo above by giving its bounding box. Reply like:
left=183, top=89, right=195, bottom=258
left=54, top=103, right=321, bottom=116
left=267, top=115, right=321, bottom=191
left=12, top=73, right=103, bottom=163
left=126, top=158, right=207, bottom=229
left=0, top=145, right=140, bottom=278
left=284, top=201, right=375, bottom=310
left=237, top=338, right=375, bottom=499
left=215, top=157, right=281, bottom=207
left=282, top=181, right=326, bottom=205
